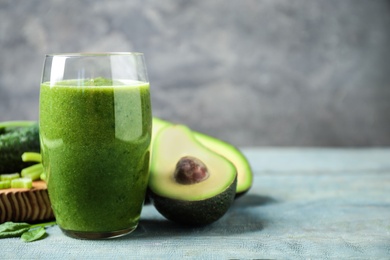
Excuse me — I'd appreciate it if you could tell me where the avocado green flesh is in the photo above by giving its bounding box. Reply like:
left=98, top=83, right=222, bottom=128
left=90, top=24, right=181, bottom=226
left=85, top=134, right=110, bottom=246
left=149, top=176, right=237, bottom=226
left=151, top=117, right=252, bottom=195
left=149, top=124, right=237, bottom=201
left=193, top=131, right=252, bottom=195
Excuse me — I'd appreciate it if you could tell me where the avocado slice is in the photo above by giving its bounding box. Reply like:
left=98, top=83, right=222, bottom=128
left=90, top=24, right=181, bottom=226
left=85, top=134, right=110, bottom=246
left=152, top=117, right=252, bottom=198
left=149, top=124, right=237, bottom=226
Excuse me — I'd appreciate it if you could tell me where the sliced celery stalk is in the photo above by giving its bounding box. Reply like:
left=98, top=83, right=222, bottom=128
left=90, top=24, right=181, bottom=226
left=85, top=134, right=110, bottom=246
left=0, top=180, right=11, bottom=189
left=0, top=173, right=20, bottom=181
left=11, top=178, right=33, bottom=189
left=21, top=164, right=43, bottom=177
left=21, top=152, right=42, bottom=163
left=40, top=172, right=46, bottom=181
left=23, top=171, right=42, bottom=181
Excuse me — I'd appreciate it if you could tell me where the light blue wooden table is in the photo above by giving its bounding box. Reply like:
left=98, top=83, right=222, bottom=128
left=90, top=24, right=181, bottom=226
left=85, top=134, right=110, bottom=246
left=2, top=148, right=390, bottom=259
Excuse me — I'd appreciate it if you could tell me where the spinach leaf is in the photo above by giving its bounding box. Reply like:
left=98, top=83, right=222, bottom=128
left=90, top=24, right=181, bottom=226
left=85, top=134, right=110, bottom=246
left=21, top=227, right=46, bottom=242
left=0, top=221, right=56, bottom=241
left=0, top=222, right=31, bottom=238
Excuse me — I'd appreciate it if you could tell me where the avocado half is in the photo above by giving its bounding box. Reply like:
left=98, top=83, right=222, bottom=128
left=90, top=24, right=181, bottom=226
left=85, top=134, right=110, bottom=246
left=149, top=124, right=237, bottom=226
left=152, top=117, right=252, bottom=198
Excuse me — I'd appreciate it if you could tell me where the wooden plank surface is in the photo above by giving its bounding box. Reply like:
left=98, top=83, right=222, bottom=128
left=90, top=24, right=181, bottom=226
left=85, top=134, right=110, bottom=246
left=1, top=148, right=389, bottom=259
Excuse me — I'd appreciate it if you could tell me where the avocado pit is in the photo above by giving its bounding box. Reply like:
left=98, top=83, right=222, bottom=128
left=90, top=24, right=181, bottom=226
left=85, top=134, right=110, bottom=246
left=149, top=124, right=238, bottom=226
left=174, top=156, right=209, bottom=185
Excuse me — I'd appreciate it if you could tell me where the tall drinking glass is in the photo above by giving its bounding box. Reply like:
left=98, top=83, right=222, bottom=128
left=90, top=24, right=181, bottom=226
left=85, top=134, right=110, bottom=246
left=39, top=53, right=152, bottom=239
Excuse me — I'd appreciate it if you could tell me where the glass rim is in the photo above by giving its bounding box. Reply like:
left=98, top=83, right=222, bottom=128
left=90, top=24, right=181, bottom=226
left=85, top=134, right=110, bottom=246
left=45, top=52, right=145, bottom=57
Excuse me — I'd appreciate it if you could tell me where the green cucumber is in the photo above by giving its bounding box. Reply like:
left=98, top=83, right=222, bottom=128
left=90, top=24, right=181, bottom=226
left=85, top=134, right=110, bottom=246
left=0, top=121, right=35, bottom=135
left=0, top=122, right=40, bottom=173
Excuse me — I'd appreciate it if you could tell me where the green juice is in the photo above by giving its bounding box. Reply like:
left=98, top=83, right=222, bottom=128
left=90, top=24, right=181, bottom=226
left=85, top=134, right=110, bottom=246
left=39, top=78, right=152, bottom=234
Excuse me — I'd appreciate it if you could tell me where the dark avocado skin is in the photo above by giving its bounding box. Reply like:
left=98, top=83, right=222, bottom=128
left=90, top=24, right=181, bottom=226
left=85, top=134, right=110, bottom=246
left=149, top=176, right=237, bottom=226
left=0, top=123, right=40, bottom=173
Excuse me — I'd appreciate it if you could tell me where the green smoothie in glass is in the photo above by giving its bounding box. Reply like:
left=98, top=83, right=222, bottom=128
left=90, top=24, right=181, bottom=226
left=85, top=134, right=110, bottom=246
left=40, top=76, right=151, bottom=238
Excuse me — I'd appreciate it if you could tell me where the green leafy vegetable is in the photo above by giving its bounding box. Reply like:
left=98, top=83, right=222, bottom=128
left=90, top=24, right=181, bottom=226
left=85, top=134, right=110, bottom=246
left=21, top=227, right=46, bottom=242
left=0, top=222, right=31, bottom=238
left=0, top=221, right=56, bottom=241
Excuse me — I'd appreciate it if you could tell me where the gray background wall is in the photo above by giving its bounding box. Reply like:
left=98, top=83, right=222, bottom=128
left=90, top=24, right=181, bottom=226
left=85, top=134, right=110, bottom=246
left=1, top=0, right=390, bottom=147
